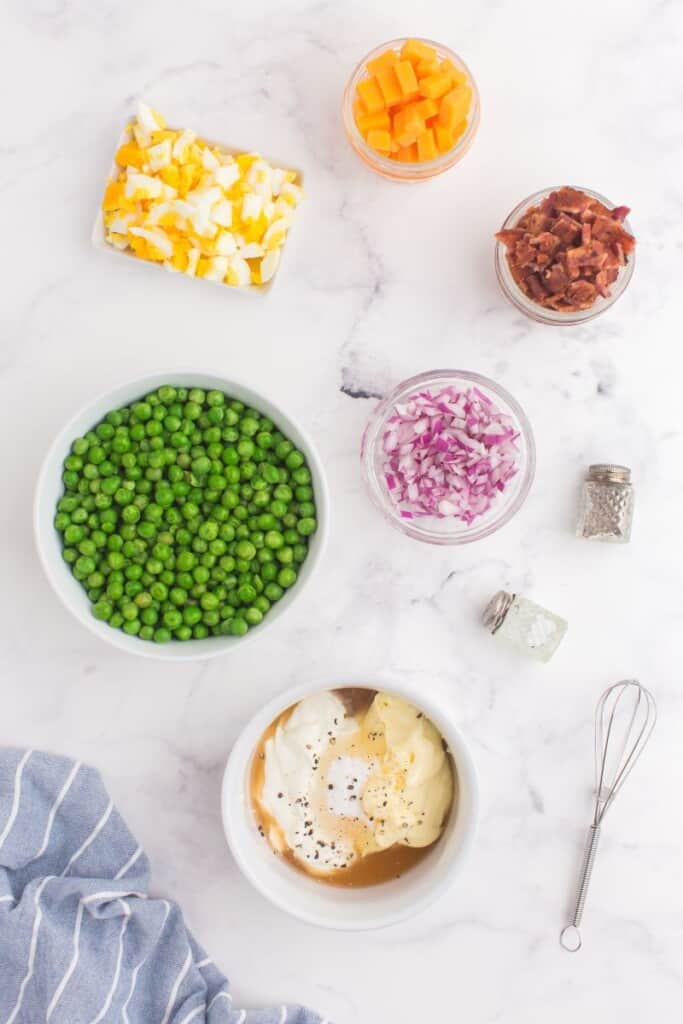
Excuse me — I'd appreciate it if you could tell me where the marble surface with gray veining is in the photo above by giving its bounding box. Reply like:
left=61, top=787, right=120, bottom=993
left=1, top=0, right=682, bottom=1020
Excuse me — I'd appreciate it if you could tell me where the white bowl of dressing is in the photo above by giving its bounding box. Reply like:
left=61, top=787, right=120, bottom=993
left=221, top=676, right=479, bottom=930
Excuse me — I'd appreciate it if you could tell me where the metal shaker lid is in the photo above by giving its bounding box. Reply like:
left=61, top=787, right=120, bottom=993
left=587, top=464, right=631, bottom=484
left=482, top=590, right=515, bottom=634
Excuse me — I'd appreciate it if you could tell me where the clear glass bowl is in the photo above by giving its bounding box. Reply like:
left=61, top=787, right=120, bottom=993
left=342, top=38, right=480, bottom=182
left=360, top=370, right=535, bottom=545
left=494, top=185, right=636, bottom=326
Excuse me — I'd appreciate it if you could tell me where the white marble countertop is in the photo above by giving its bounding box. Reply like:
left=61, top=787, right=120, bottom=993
left=2, top=0, right=682, bottom=1020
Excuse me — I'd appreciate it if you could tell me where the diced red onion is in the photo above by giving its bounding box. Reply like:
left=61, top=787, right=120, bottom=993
left=381, top=385, right=521, bottom=524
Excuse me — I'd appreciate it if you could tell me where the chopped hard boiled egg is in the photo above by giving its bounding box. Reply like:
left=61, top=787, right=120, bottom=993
left=101, top=102, right=303, bottom=289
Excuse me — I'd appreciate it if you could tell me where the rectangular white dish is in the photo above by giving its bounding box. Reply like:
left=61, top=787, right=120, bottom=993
left=92, top=119, right=304, bottom=297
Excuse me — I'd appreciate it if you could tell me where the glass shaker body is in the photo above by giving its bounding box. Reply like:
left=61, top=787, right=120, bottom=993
left=577, top=464, right=633, bottom=543
left=483, top=591, right=567, bottom=663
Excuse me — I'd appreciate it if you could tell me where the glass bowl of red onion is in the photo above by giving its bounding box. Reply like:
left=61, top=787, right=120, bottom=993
left=361, top=370, right=535, bottom=545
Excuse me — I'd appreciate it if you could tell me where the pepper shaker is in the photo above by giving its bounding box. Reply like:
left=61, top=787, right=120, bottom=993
left=483, top=590, right=567, bottom=663
left=576, top=464, right=634, bottom=543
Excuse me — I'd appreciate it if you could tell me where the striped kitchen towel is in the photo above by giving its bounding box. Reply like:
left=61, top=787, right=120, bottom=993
left=0, top=749, right=326, bottom=1024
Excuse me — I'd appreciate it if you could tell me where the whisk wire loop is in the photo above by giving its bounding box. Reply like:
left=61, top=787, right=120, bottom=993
left=561, top=679, right=656, bottom=951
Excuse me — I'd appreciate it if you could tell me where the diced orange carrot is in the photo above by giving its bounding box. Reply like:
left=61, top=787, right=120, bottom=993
left=415, top=97, right=439, bottom=120
left=438, top=85, right=472, bottom=130
left=394, top=60, right=419, bottom=97
left=419, top=71, right=454, bottom=100
left=367, top=128, right=393, bottom=152
left=440, top=59, right=468, bottom=86
left=389, top=96, right=415, bottom=113
left=353, top=45, right=472, bottom=164
left=358, top=76, right=385, bottom=113
left=357, top=109, right=391, bottom=134
left=415, top=58, right=441, bottom=79
left=451, top=118, right=468, bottom=144
left=392, top=107, right=425, bottom=147
left=434, top=125, right=454, bottom=153
left=395, top=143, right=418, bottom=163
left=376, top=67, right=403, bottom=106
left=400, top=38, right=437, bottom=64
left=366, top=48, right=398, bottom=77
left=417, top=128, right=438, bottom=161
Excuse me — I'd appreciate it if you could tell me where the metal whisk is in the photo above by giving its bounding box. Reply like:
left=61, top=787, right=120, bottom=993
left=560, top=680, right=657, bottom=952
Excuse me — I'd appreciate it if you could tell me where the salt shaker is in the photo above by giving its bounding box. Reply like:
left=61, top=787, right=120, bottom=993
left=576, top=464, right=634, bottom=543
left=482, top=590, right=567, bottom=663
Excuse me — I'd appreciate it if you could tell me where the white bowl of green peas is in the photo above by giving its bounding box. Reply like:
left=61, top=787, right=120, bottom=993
left=34, top=371, right=329, bottom=660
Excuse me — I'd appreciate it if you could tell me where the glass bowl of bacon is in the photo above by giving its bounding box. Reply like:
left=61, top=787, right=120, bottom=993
left=494, top=186, right=636, bottom=326
left=360, top=370, right=535, bottom=545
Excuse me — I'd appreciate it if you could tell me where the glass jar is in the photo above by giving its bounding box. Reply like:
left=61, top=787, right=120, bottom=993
left=360, top=370, right=535, bottom=545
left=483, top=590, right=567, bottom=663
left=576, top=464, right=634, bottom=543
left=342, top=38, right=480, bottom=182
left=494, top=186, right=635, bottom=325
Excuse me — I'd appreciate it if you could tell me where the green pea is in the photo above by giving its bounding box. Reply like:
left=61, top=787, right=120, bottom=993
left=92, top=600, right=113, bottom=621
left=132, top=401, right=151, bottom=421
left=198, top=520, right=218, bottom=541
left=297, top=517, right=317, bottom=536
left=64, top=524, right=85, bottom=545
left=237, top=583, right=257, bottom=605
left=235, top=540, right=256, bottom=561
left=278, top=568, right=297, bottom=589
left=237, top=439, right=255, bottom=459
left=176, top=551, right=196, bottom=571
left=163, top=609, right=183, bottom=630
left=269, top=500, right=287, bottom=518
left=193, top=565, right=210, bottom=584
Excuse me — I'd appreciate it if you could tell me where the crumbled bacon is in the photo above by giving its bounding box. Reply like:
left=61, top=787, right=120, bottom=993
left=496, top=188, right=635, bottom=314
left=552, top=215, right=582, bottom=245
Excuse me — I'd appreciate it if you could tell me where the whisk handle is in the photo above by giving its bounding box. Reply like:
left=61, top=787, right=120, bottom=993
left=560, top=823, right=601, bottom=952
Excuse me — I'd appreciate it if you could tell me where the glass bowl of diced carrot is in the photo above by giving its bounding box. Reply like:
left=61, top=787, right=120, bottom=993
left=342, top=37, right=480, bottom=182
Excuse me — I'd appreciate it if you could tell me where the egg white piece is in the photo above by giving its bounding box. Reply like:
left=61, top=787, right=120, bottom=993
left=128, top=225, right=173, bottom=258
left=225, top=255, right=251, bottom=287
left=260, top=249, right=280, bottom=283
left=214, top=163, right=240, bottom=190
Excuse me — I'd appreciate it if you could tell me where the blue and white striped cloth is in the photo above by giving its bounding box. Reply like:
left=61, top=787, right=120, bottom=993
left=0, top=749, right=325, bottom=1024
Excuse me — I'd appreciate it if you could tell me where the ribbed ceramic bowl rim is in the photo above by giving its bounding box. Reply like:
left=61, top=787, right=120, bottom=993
left=360, top=369, right=535, bottom=545
left=221, top=674, right=479, bottom=930
left=342, top=38, right=480, bottom=181
left=494, top=185, right=636, bottom=325
left=33, top=370, right=329, bottom=661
